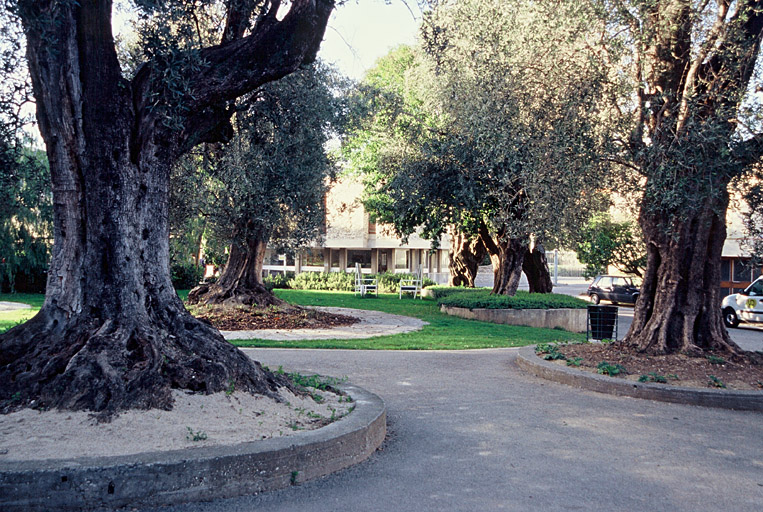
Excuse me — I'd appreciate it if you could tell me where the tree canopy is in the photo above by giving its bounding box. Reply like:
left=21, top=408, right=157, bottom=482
left=345, top=0, right=616, bottom=294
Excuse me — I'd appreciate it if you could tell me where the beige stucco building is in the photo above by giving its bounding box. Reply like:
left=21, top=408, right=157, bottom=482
left=263, top=178, right=452, bottom=283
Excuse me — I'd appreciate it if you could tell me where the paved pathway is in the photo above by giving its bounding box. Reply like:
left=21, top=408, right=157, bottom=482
left=0, top=302, right=30, bottom=312
left=221, top=307, right=427, bottom=341
left=140, top=347, right=763, bottom=512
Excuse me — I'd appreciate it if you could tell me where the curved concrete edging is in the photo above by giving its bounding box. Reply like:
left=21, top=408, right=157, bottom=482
left=516, top=346, right=763, bottom=412
left=441, top=305, right=587, bottom=333
left=0, top=383, right=386, bottom=511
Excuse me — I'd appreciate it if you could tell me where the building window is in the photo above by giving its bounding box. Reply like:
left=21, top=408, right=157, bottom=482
left=347, top=250, right=372, bottom=268
left=302, top=248, right=324, bottom=267
left=330, top=250, right=340, bottom=268
left=395, top=250, right=407, bottom=269
left=733, top=258, right=751, bottom=283
left=721, top=259, right=731, bottom=282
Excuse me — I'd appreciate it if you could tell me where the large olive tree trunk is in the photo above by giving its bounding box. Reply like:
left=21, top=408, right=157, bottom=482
left=188, top=234, right=281, bottom=307
left=478, top=223, right=526, bottom=295
left=0, top=0, right=334, bottom=417
left=624, top=190, right=737, bottom=355
left=523, top=245, right=553, bottom=294
left=619, top=0, right=763, bottom=357
left=447, top=231, right=487, bottom=287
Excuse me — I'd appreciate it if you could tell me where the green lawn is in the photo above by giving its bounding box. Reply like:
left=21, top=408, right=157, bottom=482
left=0, top=293, right=45, bottom=333
left=227, top=289, right=584, bottom=350
left=0, top=289, right=585, bottom=349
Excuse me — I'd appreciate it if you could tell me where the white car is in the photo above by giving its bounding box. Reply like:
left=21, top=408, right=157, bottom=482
left=721, top=276, right=763, bottom=328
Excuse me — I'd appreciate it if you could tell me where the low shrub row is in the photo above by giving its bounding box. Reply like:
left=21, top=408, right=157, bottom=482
left=286, top=271, right=436, bottom=293
left=437, top=288, right=588, bottom=310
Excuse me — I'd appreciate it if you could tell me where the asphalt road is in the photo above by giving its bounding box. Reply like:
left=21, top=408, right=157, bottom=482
left=138, top=348, right=763, bottom=512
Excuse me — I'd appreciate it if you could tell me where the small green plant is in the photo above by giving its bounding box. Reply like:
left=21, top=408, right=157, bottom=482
left=706, top=355, right=726, bottom=365
left=10, top=391, right=21, bottom=402
left=288, top=421, right=302, bottom=431
left=186, top=427, right=208, bottom=442
left=290, top=471, right=299, bottom=485
left=566, top=357, right=583, bottom=367
left=225, top=378, right=235, bottom=396
left=708, top=375, right=726, bottom=388
left=597, top=361, right=626, bottom=376
left=638, top=372, right=668, bottom=383
left=535, top=343, right=566, bottom=361
left=600, top=338, right=614, bottom=345
left=668, top=374, right=679, bottom=380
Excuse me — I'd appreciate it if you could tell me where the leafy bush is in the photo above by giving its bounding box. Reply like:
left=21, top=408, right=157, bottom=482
left=289, top=271, right=354, bottom=291
left=287, top=271, right=436, bottom=293
left=171, top=263, right=204, bottom=289
left=263, top=272, right=294, bottom=291
left=374, top=272, right=436, bottom=293
left=425, top=285, right=487, bottom=300
left=437, top=288, right=588, bottom=309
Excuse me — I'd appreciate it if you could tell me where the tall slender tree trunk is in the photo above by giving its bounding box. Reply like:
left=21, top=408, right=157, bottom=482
left=0, top=0, right=334, bottom=417
left=523, top=244, right=553, bottom=294
left=447, top=231, right=486, bottom=287
left=188, top=234, right=281, bottom=306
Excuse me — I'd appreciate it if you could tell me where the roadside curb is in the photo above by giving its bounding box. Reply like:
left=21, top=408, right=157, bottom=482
left=516, top=346, right=763, bottom=412
left=0, top=383, right=386, bottom=511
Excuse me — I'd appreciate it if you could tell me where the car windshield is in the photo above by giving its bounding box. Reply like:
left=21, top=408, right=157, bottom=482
left=745, top=278, right=763, bottom=296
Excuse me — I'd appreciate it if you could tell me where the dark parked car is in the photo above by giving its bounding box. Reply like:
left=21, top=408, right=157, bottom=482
left=587, top=275, right=640, bottom=305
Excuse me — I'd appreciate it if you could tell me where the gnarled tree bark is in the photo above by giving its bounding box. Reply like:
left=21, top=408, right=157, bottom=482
left=188, top=232, right=281, bottom=307
left=620, top=0, right=763, bottom=358
left=478, top=222, right=526, bottom=296
left=0, top=0, right=334, bottom=417
left=523, top=244, right=553, bottom=294
left=447, top=231, right=487, bottom=287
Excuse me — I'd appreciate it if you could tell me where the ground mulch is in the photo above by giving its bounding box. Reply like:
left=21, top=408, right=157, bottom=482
left=193, top=305, right=360, bottom=331
left=546, top=342, right=763, bottom=391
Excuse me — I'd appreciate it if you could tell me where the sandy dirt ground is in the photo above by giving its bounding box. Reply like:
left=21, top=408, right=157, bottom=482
left=0, top=386, right=353, bottom=462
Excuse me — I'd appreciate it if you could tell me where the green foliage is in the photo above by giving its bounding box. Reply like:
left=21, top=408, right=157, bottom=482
left=437, top=289, right=588, bottom=310
left=707, top=375, right=726, bottom=389
left=288, top=272, right=355, bottom=292
left=706, top=355, right=726, bottom=365
left=596, top=362, right=627, bottom=376
left=566, top=357, right=583, bottom=367
left=535, top=343, right=567, bottom=361
left=575, top=213, right=646, bottom=279
left=287, top=271, right=435, bottom=293
left=170, top=62, right=350, bottom=278
left=170, top=263, right=204, bottom=289
left=344, top=2, right=616, bottom=255
left=185, top=427, right=207, bottom=442
left=263, top=273, right=294, bottom=291
left=373, top=272, right=435, bottom=293
left=638, top=372, right=668, bottom=383
left=0, top=145, right=52, bottom=293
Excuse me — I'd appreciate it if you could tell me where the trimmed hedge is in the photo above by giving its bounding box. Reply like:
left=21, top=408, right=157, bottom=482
left=437, top=288, right=588, bottom=310
left=288, top=271, right=354, bottom=291
left=287, top=271, right=436, bottom=293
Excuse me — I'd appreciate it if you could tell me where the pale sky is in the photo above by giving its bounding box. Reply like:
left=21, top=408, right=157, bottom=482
left=113, top=0, right=423, bottom=82
left=319, top=0, right=422, bottom=80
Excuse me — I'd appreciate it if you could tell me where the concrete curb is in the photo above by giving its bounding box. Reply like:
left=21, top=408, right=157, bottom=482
left=516, top=346, right=763, bottom=412
left=0, top=383, right=386, bottom=511
left=440, top=305, right=587, bottom=333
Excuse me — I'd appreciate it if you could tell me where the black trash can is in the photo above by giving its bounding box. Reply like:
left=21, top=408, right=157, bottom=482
left=587, top=305, right=618, bottom=341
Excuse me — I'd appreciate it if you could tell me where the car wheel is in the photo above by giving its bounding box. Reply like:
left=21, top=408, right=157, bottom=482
left=722, top=308, right=739, bottom=328
left=590, top=293, right=600, bottom=305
